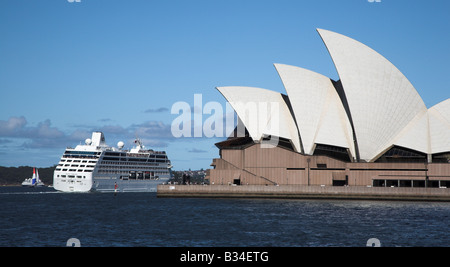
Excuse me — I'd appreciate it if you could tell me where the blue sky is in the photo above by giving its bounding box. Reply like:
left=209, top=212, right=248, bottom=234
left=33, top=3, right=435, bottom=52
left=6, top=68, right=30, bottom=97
left=0, top=0, right=449, bottom=170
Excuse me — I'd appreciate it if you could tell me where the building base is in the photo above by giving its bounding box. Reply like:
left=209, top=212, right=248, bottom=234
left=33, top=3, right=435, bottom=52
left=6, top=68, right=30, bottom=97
left=157, top=184, right=450, bottom=202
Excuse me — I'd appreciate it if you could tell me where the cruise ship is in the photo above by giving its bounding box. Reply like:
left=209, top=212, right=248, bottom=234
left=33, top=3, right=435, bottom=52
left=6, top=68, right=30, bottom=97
left=53, top=132, right=173, bottom=192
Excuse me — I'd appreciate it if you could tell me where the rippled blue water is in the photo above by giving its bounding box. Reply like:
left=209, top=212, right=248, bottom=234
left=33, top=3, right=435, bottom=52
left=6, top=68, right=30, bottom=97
left=0, top=186, right=449, bottom=247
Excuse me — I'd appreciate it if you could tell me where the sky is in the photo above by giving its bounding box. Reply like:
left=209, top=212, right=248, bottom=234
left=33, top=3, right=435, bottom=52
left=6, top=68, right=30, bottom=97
left=0, top=0, right=449, bottom=171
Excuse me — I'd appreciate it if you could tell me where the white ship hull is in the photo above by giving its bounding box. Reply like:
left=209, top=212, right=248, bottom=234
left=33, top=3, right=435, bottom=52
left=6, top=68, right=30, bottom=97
left=53, top=173, right=93, bottom=192
left=92, top=176, right=170, bottom=193
left=54, top=173, right=170, bottom=193
left=23, top=182, right=45, bottom=187
left=22, top=180, right=35, bottom=187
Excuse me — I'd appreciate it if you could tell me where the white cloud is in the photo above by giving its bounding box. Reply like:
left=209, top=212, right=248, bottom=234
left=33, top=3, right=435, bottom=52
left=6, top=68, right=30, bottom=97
left=0, top=116, right=27, bottom=135
left=144, top=107, right=169, bottom=113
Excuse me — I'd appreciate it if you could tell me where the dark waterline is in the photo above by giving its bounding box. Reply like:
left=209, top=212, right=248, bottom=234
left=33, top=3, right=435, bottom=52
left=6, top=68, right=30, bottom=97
left=0, top=187, right=449, bottom=247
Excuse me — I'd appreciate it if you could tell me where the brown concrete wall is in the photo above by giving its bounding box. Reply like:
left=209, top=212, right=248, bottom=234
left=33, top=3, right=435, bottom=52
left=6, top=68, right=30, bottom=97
left=209, top=143, right=450, bottom=187
left=157, top=184, right=450, bottom=201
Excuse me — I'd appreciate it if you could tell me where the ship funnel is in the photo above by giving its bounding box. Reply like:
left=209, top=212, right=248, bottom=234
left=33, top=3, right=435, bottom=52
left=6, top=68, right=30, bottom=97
left=91, top=132, right=106, bottom=147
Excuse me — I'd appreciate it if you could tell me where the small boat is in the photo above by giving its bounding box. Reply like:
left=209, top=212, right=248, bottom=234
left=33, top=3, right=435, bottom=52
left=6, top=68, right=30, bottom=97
left=21, top=178, right=34, bottom=187
left=21, top=168, right=45, bottom=187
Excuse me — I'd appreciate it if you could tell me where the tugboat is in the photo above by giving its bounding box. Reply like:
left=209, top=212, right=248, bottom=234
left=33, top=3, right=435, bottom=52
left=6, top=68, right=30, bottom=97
left=22, top=168, right=45, bottom=187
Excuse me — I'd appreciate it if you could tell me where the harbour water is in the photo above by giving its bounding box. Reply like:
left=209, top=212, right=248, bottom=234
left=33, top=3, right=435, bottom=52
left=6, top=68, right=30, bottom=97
left=0, top=186, right=449, bottom=247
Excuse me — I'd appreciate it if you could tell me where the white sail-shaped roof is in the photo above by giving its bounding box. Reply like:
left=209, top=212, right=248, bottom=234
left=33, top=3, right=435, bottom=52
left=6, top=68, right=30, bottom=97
left=392, top=110, right=430, bottom=155
left=429, top=99, right=450, bottom=154
left=216, top=86, right=302, bottom=152
left=275, top=64, right=355, bottom=158
left=317, top=29, right=428, bottom=161
left=216, top=29, right=449, bottom=162
left=393, top=98, right=450, bottom=156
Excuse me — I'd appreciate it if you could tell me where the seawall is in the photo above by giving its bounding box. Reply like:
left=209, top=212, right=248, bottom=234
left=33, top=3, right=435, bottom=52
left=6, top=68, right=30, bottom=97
left=157, top=184, right=450, bottom=202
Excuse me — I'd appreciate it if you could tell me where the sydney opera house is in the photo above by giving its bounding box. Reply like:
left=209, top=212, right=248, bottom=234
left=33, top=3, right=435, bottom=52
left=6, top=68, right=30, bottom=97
left=209, top=29, right=450, bottom=188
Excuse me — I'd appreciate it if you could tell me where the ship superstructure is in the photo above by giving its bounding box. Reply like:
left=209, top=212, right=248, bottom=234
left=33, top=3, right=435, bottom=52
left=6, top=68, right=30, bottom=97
left=53, top=132, right=172, bottom=192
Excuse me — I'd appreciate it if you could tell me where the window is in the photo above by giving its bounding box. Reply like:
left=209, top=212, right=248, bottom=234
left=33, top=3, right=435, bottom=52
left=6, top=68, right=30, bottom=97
left=376, top=146, right=427, bottom=163
left=432, top=152, right=450, bottom=163
left=332, top=180, right=346, bottom=186
left=317, top=164, right=327, bottom=169
left=313, top=144, right=351, bottom=162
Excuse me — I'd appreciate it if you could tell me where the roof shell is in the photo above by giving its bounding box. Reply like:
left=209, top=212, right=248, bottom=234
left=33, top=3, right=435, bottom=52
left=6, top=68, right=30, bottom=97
left=428, top=99, right=450, bottom=154
left=274, top=63, right=355, bottom=157
left=317, top=29, right=428, bottom=161
left=216, top=86, right=302, bottom=152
